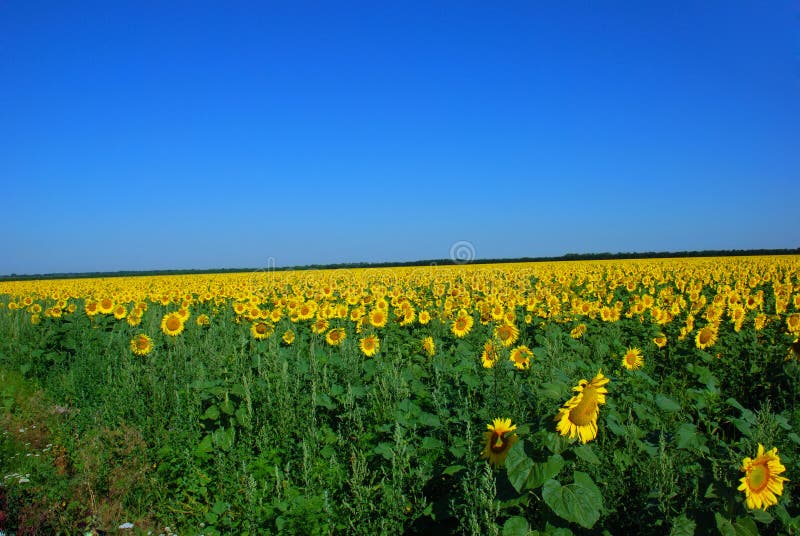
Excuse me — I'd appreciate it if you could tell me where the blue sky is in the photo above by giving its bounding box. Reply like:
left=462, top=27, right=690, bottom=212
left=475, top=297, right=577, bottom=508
left=2, top=1, right=798, bottom=274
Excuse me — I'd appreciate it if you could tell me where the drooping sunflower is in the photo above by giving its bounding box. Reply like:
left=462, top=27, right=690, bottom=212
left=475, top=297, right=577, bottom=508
left=570, top=324, right=587, bottom=339
left=509, top=345, right=533, bottom=370
left=621, top=347, right=643, bottom=370
left=481, top=339, right=501, bottom=369
left=421, top=336, right=435, bottom=357
left=555, top=371, right=609, bottom=444
left=695, top=323, right=719, bottom=350
left=161, top=312, right=185, bottom=337
left=359, top=335, right=380, bottom=357
left=494, top=323, right=519, bottom=347
left=130, top=334, right=153, bottom=356
left=481, top=418, right=518, bottom=468
left=451, top=311, right=474, bottom=338
left=251, top=321, right=273, bottom=340
left=325, top=327, right=346, bottom=346
left=652, top=333, right=667, bottom=349
left=738, top=444, right=789, bottom=510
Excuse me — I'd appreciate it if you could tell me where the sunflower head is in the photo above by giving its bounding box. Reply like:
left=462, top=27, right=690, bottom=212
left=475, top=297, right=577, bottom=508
left=130, top=334, right=153, bottom=356
left=359, top=335, right=380, bottom=356
left=481, top=418, right=519, bottom=468
left=737, top=444, right=789, bottom=510
left=622, top=347, right=643, bottom=370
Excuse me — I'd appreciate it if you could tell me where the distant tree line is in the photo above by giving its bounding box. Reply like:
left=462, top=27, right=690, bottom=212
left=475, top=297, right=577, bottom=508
left=2, top=247, right=798, bottom=282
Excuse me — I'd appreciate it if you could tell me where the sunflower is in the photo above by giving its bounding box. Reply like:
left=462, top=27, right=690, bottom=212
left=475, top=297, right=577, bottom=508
left=570, top=324, right=587, bottom=339
left=251, top=321, right=273, bottom=340
left=509, top=345, right=533, bottom=370
left=359, top=335, right=380, bottom=357
left=787, top=313, right=800, bottom=335
left=555, top=371, right=609, bottom=444
left=98, top=298, right=114, bottom=315
left=738, top=444, right=789, bottom=510
left=130, top=334, right=153, bottom=356
left=494, top=323, right=519, bottom=347
left=480, top=418, right=518, bottom=468
left=84, top=301, right=99, bottom=317
left=418, top=310, right=431, bottom=325
left=652, top=333, right=667, bottom=349
left=481, top=340, right=501, bottom=369
left=421, top=336, right=435, bottom=357
left=622, top=347, right=643, bottom=370
left=196, top=314, right=210, bottom=326
left=451, top=311, right=474, bottom=338
left=126, top=314, right=142, bottom=327
left=161, top=312, right=185, bottom=337
left=282, top=330, right=295, bottom=345
left=113, top=304, right=128, bottom=320
left=695, top=323, right=719, bottom=350
left=325, top=328, right=346, bottom=346
left=311, top=318, right=329, bottom=334
left=368, top=309, right=388, bottom=328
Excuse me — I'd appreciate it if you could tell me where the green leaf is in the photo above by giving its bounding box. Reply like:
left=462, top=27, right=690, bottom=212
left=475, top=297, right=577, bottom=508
left=541, top=472, right=603, bottom=529
left=505, top=440, right=534, bottom=493
left=443, top=464, right=466, bottom=476
left=670, top=514, right=695, bottom=536
left=750, top=508, right=773, bottom=525
left=220, top=398, right=235, bottom=415
left=605, top=413, right=628, bottom=437
left=506, top=440, right=564, bottom=492
left=212, top=426, right=236, bottom=451
left=502, top=516, right=531, bottom=536
left=655, top=395, right=681, bottom=412
left=676, top=423, right=709, bottom=454
left=421, top=436, right=443, bottom=450
left=202, top=404, right=220, bottom=421
left=540, top=381, right=568, bottom=399
left=715, top=513, right=759, bottom=536
left=573, top=444, right=600, bottom=464
left=195, top=434, right=213, bottom=456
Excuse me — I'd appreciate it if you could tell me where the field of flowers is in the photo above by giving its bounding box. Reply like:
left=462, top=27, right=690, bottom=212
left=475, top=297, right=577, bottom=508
left=0, top=256, right=799, bottom=534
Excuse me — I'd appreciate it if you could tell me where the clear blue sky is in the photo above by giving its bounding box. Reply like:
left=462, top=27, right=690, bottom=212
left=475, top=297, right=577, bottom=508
left=2, top=1, right=798, bottom=274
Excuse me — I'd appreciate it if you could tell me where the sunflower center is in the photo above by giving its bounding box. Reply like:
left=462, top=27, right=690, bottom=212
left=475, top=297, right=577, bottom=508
left=489, top=432, right=508, bottom=453
left=699, top=328, right=711, bottom=344
left=625, top=353, right=638, bottom=366
left=748, top=462, right=770, bottom=493
left=569, top=391, right=599, bottom=427
left=256, top=323, right=267, bottom=334
left=136, top=337, right=148, bottom=349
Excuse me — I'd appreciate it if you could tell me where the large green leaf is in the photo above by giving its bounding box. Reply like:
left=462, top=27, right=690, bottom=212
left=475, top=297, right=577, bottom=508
left=502, top=516, right=531, bottom=536
left=542, top=472, right=603, bottom=529
left=506, top=440, right=564, bottom=493
left=656, top=394, right=681, bottom=412
left=714, top=513, right=758, bottom=536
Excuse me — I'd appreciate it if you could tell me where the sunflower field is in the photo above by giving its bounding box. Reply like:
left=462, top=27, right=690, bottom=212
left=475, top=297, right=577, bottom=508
left=1, top=256, right=799, bottom=534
